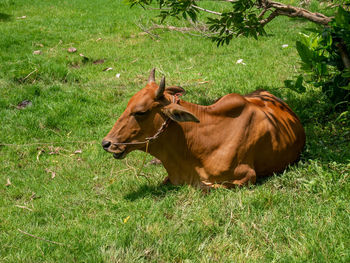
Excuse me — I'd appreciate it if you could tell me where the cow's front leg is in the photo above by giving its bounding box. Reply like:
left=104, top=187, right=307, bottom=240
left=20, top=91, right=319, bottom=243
left=162, top=175, right=171, bottom=185
left=199, top=164, right=256, bottom=190
left=199, top=181, right=230, bottom=193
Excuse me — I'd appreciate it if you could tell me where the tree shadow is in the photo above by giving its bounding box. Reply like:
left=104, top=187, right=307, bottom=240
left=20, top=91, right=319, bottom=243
left=0, top=13, right=13, bottom=22
left=256, top=176, right=271, bottom=186
left=124, top=183, right=180, bottom=201
left=255, top=162, right=300, bottom=186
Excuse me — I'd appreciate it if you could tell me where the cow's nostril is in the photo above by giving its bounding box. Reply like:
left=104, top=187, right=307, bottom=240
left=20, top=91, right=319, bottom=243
left=102, top=140, right=111, bottom=149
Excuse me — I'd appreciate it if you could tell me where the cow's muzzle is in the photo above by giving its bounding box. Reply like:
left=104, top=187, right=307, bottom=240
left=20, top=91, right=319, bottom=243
left=101, top=140, right=111, bottom=150
left=102, top=139, right=127, bottom=159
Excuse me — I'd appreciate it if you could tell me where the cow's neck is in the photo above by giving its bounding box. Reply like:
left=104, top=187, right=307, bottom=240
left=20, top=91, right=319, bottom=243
left=148, top=100, right=206, bottom=185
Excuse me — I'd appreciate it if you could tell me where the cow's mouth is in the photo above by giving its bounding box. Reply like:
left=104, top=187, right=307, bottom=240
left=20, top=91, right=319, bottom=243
left=113, top=150, right=127, bottom=159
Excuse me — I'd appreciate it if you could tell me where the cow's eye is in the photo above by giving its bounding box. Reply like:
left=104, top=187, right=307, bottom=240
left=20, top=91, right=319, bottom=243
left=133, top=111, right=148, bottom=117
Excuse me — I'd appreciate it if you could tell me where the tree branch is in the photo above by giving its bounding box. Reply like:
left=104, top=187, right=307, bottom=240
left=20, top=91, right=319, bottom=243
left=209, top=0, right=332, bottom=26
left=260, top=10, right=279, bottom=26
left=267, top=1, right=332, bottom=25
left=135, top=22, right=160, bottom=40
left=150, top=24, right=197, bottom=32
left=191, top=5, right=222, bottom=16
left=258, top=7, right=270, bottom=19
left=336, top=42, right=350, bottom=69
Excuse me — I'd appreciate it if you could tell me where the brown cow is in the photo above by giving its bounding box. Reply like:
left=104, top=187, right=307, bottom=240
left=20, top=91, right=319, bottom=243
left=102, top=69, right=305, bottom=189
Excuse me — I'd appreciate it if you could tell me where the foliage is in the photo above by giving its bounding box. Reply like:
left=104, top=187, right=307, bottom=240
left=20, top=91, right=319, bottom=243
left=207, top=8, right=266, bottom=46
left=158, top=0, right=199, bottom=22
left=206, top=0, right=267, bottom=45
left=127, top=0, right=267, bottom=44
left=295, top=6, right=350, bottom=106
left=126, top=0, right=331, bottom=43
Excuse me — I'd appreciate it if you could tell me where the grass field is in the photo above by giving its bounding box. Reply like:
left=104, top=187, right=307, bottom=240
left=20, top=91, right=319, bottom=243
left=0, top=0, right=349, bottom=262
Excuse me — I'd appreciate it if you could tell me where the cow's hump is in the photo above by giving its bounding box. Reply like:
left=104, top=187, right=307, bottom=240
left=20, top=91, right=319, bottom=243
left=207, top=93, right=246, bottom=116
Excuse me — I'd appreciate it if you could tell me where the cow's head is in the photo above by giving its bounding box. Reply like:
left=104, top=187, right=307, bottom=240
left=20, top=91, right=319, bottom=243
left=102, top=68, right=199, bottom=159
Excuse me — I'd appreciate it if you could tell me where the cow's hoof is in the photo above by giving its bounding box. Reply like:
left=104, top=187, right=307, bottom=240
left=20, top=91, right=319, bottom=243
left=149, top=158, right=162, bottom=165
left=162, top=176, right=170, bottom=185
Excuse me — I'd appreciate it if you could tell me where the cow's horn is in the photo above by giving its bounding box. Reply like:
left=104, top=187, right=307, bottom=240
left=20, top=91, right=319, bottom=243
left=155, top=76, right=165, bottom=99
left=148, top=68, right=156, bottom=83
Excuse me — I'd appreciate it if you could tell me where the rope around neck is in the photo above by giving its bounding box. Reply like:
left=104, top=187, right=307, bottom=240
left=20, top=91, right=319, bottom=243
left=136, top=140, right=149, bottom=177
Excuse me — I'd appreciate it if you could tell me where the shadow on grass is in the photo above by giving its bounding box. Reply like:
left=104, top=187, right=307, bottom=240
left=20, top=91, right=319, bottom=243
left=256, top=176, right=273, bottom=186
left=255, top=163, right=299, bottom=186
left=0, top=13, right=12, bottom=22
left=124, top=183, right=180, bottom=201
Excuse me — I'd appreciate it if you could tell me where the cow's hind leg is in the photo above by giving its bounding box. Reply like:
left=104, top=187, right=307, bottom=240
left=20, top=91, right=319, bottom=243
left=231, top=164, right=256, bottom=187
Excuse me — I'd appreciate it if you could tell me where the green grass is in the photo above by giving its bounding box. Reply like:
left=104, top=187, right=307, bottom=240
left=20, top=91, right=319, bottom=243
left=0, top=0, right=349, bottom=262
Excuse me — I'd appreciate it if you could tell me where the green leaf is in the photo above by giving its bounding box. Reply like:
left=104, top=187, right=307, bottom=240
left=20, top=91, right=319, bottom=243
left=284, top=75, right=306, bottom=93
left=296, top=41, right=313, bottom=65
left=284, top=80, right=294, bottom=90
left=295, top=75, right=306, bottom=93
left=208, top=25, right=217, bottom=31
left=220, top=27, right=226, bottom=36
left=335, top=111, right=349, bottom=122
left=342, top=70, right=350, bottom=78
left=340, top=84, right=350, bottom=90
left=188, top=10, right=197, bottom=22
left=227, top=18, right=232, bottom=28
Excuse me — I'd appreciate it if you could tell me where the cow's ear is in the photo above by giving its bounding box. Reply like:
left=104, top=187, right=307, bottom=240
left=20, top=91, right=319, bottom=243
left=162, top=104, right=199, bottom=123
left=165, top=86, right=186, bottom=96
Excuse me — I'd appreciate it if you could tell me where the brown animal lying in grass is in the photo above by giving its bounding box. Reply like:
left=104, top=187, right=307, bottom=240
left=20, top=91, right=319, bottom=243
left=102, top=69, right=305, bottom=189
